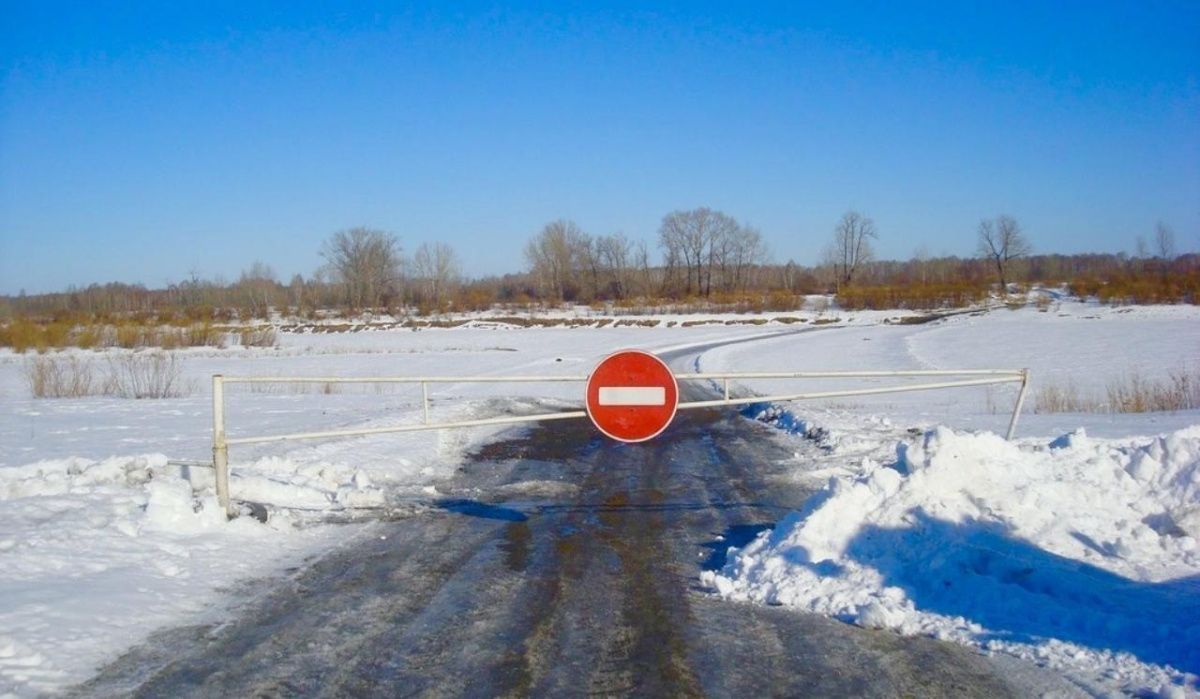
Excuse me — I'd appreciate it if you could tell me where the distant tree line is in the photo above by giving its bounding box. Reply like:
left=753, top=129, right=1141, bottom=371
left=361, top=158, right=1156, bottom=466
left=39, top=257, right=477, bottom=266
left=2, top=212, right=1197, bottom=327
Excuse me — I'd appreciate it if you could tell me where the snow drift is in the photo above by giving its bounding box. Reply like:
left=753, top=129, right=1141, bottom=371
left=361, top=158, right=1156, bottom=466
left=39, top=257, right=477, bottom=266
left=703, top=426, right=1200, bottom=692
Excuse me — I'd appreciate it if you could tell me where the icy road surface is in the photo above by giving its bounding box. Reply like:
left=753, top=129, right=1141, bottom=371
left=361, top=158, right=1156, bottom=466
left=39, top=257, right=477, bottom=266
left=72, top=346, right=1068, bottom=698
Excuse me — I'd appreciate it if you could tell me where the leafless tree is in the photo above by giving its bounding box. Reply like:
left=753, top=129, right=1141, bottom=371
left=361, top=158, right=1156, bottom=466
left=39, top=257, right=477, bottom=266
left=977, top=215, right=1031, bottom=290
left=288, top=274, right=306, bottom=312
left=1154, top=221, right=1176, bottom=261
left=320, top=227, right=403, bottom=311
left=717, top=225, right=767, bottom=293
left=411, top=242, right=461, bottom=309
left=236, top=261, right=278, bottom=318
left=594, top=233, right=634, bottom=299
left=912, top=245, right=931, bottom=285
left=657, top=207, right=740, bottom=297
left=1134, top=235, right=1149, bottom=260
left=826, top=210, right=877, bottom=290
left=630, top=239, right=652, bottom=298
left=525, top=220, right=588, bottom=302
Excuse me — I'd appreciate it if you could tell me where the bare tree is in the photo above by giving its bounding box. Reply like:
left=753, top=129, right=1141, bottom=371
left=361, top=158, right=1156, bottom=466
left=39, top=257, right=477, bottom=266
left=977, top=215, right=1030, bottom=291
left=593, top=233, right=633, bottom=299
left=288, top=274, right=306, bottom=313
left=411, top=242, right=461, bottom=309
left=525, top=220, right=588, bottom=302
left=657, top=207, right=740, bottom=297
left=236, top=261, right=278, bottom=318
left=1154, top=221, right=1176, bottom=261
left=630, top=239, right=652, bottom=298
left=826, top=210, right=877, bottom=290
left=320, top=227, right=403, bottom=311
left=1134, top=235, right=1149, bottom=260
left=718, top=225, right=767, bottom=293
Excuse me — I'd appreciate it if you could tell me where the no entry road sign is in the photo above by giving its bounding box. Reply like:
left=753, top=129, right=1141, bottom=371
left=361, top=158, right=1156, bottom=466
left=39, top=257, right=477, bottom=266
left=585, top=349, right=679, bottom=442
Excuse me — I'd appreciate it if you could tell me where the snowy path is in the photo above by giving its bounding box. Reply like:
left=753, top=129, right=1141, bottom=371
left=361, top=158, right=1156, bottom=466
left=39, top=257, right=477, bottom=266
left=69, top=339, right=1072, bottom=698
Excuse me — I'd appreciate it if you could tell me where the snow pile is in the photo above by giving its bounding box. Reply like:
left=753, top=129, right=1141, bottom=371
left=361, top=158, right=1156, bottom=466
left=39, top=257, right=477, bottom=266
left=0, top=455, right=342, bottom=697
left=233, top=457, right=387, bottom=510
left=703, top=426, right=1200, bottom=694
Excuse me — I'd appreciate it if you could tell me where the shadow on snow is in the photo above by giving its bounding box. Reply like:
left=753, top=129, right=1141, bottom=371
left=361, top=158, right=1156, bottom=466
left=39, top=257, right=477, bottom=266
left=844, top=511, right=1200, bottom=672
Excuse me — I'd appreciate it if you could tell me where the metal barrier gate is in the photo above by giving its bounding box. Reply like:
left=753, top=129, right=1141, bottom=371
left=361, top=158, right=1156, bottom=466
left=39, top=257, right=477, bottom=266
left=211, top=368, right=1029, bottom=516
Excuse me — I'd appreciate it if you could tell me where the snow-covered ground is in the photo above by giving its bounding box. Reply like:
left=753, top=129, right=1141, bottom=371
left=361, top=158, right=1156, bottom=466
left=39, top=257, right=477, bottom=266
left=0, top=322, right=779, bottom=696
left=698, top=301, right=1200, bottom=697
left=1, top=300, right=1198, bottom=696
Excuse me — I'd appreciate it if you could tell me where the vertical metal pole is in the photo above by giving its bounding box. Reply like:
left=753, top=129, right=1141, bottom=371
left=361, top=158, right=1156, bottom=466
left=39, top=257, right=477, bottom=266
left=1006, top=369, right=1030, bottom=441
left=212, top=375, right=233, bottom=518
left=422, top=381, right=430, bottom=424
left=723, top=378, right=730, bottom=401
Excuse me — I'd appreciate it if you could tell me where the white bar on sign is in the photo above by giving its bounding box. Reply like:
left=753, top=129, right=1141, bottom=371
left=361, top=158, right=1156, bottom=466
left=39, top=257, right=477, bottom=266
left=598, top=386, right=666, bottom=406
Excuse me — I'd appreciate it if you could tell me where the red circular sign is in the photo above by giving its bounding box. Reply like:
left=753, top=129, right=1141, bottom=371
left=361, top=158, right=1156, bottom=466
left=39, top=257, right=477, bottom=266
left=585, top=350, right=679, bottom=443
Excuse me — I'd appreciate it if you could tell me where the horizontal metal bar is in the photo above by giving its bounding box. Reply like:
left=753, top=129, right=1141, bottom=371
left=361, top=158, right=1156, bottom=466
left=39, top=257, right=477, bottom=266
left=227, top=376, right=1021, bottom=445
left=220, top=375, right=589, bottom=384
left=225, top=410, right=588, bottom=446
left=217, top=370, right=1027, bottom=449
left=675, top=369, right=1025, bottom=380
left=220, top=369, right=1023, bottom=386
left=677, top=376, right=1023, bottom=410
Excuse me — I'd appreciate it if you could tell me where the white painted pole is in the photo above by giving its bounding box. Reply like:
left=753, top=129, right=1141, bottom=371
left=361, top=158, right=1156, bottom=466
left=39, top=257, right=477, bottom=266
left=220, top=375, right=589, bottom=384
left=677, top=375, right=1024, bottom=410
left=421, top=381, right=430, bottom=424
left=211, top=375, right=233, bottom=518
left=723, top=378, right=730, bottom=401
left=225, top=410, right=588, bottom=446
left=674, top=369, right=1024, bottom=380
left=1006, top=369, right=1031, bottom=441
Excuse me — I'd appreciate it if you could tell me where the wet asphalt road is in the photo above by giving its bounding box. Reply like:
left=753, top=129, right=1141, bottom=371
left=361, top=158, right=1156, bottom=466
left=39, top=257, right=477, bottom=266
left=74, top=343, right=1036, bottom=698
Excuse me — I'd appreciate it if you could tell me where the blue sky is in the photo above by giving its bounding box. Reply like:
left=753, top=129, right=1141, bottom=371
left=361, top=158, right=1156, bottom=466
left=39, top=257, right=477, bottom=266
left=2, top=1, right=1197, bottom=294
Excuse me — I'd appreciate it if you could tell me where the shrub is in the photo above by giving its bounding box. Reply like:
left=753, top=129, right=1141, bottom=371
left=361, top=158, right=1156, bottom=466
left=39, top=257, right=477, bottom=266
left=239, top=326, right=277, bottom=348
left=107, top=352, right=187, bottom=399
left=763, top=290, right=803, bottom=312
left=187, top=323, right=226, bottom=348
left=837, top=282, right=988, bottom=311
left=4, top=318, right=45, bottom=353
left=24, top=355, right=99, bottom=398
left=115, top=324, right=142, bottom=349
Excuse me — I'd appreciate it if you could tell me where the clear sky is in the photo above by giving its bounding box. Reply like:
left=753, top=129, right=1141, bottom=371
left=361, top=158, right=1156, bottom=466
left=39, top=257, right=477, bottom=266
left=2, top=1, right=1197, bottom=294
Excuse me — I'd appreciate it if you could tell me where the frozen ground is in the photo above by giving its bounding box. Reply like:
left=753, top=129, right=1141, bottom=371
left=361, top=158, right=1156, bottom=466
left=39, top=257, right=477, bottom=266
left=1, top=300, right=1198, bottom=696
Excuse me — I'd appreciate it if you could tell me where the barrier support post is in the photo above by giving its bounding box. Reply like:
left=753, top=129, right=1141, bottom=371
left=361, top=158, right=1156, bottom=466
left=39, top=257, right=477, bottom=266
left=1006, top=369, right=1030, bottom=441
left=212, top=375, right=233, bottom=518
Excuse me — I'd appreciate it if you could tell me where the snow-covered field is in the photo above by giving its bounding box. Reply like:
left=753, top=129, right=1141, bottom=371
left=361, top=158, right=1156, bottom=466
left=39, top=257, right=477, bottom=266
left=1, top=301, right=1198, bottom=696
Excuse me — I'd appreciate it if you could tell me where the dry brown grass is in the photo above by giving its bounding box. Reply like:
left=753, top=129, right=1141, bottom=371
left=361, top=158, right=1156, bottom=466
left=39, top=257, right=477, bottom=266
left=1034, top=379, right=1093, bottom=414
left=239, top=326, right=278, bottom=348
left=1035, top=369, right=1199, bottom=414
left=1070, top=270, right=1200, bottom=305
left=1106, top=370, right=1198, bottom=413
left=1, top=319, right=230, bottom=353
left=24, top=352, right=190, bottom=399
left=837, top=282, right=989, bottom=311
left=24, top=355, right=99, bottom=398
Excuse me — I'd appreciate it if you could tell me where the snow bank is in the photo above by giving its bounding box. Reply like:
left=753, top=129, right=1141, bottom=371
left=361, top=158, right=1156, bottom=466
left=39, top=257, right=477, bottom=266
left=703, top=426, right=1200, bottom=695
left=0, top=455, right=343, bottom=697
